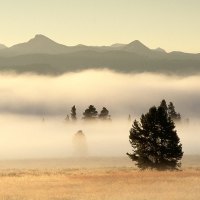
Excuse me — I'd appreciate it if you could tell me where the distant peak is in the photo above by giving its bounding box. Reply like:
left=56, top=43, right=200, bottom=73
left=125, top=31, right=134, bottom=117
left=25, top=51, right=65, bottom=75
left=28, top=34, right=56, bottom=44
left=128, top=40, right=148, bottom=48
left=123, top=40, right=150, bottom=53
left=130, top=40, right=142, bottom=44
left=33, top=34, right=52, bottom=40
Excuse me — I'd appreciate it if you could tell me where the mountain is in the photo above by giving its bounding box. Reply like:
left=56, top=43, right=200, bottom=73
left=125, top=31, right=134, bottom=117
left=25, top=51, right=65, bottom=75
left=0, top=35, right=163, bottom=56
left=0, top=35, right=112, bottom=56
left=0, top=35, right=162, bottom=56
left=0, top=34, right=200, bottom=75
left=0, top=49, right=200, bottom=75
left=122, top=40, right=151, bottom=54
left=0, top=44, right=7, bottom=50
left=7, top=34, right=70, bottom=55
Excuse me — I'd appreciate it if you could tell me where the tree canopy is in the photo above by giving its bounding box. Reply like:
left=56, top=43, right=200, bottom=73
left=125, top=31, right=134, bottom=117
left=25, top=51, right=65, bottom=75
left=99, top=107, right=111, bottom=120
left=168, top=102, right=181, bottom=121
left=127, top=102, right=183, bottom=170
left=83, top=105, right=98, bottom=120
left=160, top=100, right=181, bottom=121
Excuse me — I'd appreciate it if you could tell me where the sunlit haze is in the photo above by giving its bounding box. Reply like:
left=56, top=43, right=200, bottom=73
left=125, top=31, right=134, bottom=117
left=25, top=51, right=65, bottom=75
left=0, top=0, right=200, bottom=52
left=0, top=70, right=200, bottom=159
left=0, top=2, right=200, bottom=199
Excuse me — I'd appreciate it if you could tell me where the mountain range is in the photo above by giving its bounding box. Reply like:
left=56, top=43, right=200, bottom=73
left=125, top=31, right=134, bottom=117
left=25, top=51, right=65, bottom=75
left=0, top=34, right=200, bottom=75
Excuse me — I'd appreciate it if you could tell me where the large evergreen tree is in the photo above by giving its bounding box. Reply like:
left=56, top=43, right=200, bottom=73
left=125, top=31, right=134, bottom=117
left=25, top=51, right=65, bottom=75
left=127, top=104, right=183, bottom=170
left=71, top=105, right=77, bottom=121
left=83, top=105, right=98, bottom=120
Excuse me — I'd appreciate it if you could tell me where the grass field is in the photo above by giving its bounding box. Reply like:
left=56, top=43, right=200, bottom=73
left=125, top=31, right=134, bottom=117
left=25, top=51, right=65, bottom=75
left=0, top=156, right=200, bottom=200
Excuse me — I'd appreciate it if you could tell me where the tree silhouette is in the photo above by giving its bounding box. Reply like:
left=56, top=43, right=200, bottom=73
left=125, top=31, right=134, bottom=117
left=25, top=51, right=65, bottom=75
left=160, top=100, right=181, bottom=122
left=160, top=99, right=168, bottom=113
left=99, top=107, right=111, bottom=120
left=168, top=102, right=181, bottom=121
left=83, top=105, right=98, bottom=120
left=71, top=105, right=77, bottom=121
left=127, top=103, right=183, bottom=170
left=73, top=130, right=88, bottom=157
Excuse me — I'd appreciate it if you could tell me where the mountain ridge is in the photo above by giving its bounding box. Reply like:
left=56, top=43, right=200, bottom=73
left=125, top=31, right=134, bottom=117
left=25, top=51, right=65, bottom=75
left=0, top=34, right=200, bottom=76
left=0, top=34, right=168, bottom=56
left=1, top=34, right=199, bottom=55
left=1, top=34, right=200, bottom=56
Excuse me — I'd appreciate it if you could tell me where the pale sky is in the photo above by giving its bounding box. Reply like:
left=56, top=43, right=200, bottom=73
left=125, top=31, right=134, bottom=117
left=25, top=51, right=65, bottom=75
left=0, top=0, right=199, bottom=52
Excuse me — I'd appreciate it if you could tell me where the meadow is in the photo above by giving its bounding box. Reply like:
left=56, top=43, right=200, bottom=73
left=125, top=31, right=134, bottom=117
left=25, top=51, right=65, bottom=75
left=0, top=156, right=199, bottom=200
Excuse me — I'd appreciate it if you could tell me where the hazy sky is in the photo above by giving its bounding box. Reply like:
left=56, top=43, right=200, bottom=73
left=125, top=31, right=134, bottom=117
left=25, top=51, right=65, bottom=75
left=0, top=0, right=199, bottom=52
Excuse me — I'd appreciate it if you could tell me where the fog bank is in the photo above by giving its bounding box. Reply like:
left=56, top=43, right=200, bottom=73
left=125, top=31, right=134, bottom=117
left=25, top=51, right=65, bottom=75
left=0, top=70, right=200, bottom=118
left=0, top=115, right=199, bottom=159
left=0, top=70, right=200, bottom=159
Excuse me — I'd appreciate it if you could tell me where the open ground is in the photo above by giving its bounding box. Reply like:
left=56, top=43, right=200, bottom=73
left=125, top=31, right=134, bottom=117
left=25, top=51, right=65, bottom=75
left=0, top=156, right=199, bottom=200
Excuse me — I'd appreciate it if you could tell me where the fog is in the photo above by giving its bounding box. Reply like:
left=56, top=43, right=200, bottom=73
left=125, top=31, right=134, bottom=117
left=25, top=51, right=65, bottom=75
left=0, top=69, right=200, bottom=159
left=0, top=69, right=200, bottom=118
left=0, top=115, right=199, bottom=159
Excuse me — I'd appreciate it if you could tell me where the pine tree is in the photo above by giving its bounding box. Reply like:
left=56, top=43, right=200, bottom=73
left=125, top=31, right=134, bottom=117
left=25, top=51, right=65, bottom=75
left=83, top=105, right=98, bottom=120
left=127, top=104, right=183, bottom=170
left=160, top=99, right=168, bottom=113
left=168, top=102, right=181, bottom=121
left=71, top=105, right=77, bottom=121
left=99, top=107, right=111, bottom=120
left=160, top=100, right=181, bottom=122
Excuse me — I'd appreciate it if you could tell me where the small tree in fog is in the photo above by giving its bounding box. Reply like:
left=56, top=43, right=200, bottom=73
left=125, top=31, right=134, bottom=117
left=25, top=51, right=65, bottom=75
left=73, top=130, right=88, bottom=157
left=65, top=114, right=70, bottom=122
left=99, top=107, right=111, bottom=120
left=127, top=103, right=183, bottom=170
left=83, top=105, right=98, bottom=120
left=71, top=105, right=77, bottom=121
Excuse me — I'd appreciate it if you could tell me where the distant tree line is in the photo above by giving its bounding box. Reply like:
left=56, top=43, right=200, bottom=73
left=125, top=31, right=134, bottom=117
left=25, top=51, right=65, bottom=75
left=65, top=105, right=111, bottom=122
left=65, top=100, right=181, bottom=123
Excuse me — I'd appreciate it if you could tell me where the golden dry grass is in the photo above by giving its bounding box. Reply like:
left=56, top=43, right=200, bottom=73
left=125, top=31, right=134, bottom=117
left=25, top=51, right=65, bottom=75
left=0, top=167, right=200, bottom=200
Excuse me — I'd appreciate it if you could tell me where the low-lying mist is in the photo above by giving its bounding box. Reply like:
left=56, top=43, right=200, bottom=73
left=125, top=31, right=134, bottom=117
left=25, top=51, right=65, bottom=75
left=0, top=115, right=199, bottom=159
left=0, top=69, right=200, bottom=159
left=0, top=69, right=200, bottom=118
